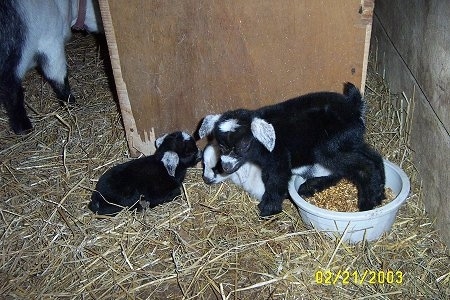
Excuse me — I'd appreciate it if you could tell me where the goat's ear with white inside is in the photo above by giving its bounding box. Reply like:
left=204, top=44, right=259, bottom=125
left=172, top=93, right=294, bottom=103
left=155, top=133, right=168, bottom=148
left=161, top=151, right=179, bottom=177
left=198, top=114, right=221, bottom=139
left=251, top=118, right=276, bottom=152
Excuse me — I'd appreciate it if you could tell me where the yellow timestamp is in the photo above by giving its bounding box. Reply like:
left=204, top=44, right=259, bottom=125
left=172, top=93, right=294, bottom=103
left=314, top=269, right=403, bottom=285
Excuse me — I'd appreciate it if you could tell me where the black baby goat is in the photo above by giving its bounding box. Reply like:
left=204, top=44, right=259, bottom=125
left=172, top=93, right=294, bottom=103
left=199, top=82, right=385, bottom=217
left=89, top=131, right=201, bottom=215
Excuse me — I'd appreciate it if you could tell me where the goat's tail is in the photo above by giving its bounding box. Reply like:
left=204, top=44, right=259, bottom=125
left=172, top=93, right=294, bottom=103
left=343, top=82, right=366, bottom=123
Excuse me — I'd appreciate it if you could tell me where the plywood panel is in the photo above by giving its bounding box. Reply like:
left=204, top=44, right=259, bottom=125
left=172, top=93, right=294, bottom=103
left=372, top=0, right=450, bottom=246
left=100, top=0, right=373, bottom=155
left=374, top=0, right=450, bottom=131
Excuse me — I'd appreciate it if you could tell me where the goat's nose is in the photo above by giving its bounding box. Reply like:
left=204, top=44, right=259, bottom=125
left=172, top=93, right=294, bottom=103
left=222, top=163, right=234, bottom=174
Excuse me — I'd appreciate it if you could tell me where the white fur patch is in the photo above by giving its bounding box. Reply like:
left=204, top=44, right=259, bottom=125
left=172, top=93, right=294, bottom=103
left=251, top=118, right=276, bottom=152
left=161, top=151, right=179, bottom=177
left=291, top=166, right=311, bottom=176
left=219, top=119, right=240, bottom=133
left=231, top=163, right=265, bottom=200
left=202, top=145, right=225, bottom=183
left=291, top=164, right=331, bottom=178
left=198, top=114, right=221, bottom=139
left=155, top=134, right=168, bottom=148
left=182, top=132, right=191, bottom=141
left=310, top=164, right=332, bottom=177
left=220, top=155, right=240, bottom=172
left=15, top=0, right=101, bottom=79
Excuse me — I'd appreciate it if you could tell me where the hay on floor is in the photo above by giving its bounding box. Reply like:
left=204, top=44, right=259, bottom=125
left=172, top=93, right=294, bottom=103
left=0, top=33, right=449, bottom=299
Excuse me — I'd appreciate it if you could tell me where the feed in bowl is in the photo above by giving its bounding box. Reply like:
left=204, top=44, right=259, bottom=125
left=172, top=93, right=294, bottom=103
left=288, top=160, right=410, bottom=243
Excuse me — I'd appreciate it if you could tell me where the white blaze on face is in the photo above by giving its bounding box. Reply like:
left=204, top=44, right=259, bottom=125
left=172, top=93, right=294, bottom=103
left=218, top=119, right=240, bottom=133
left=220, top=155, right=240, bottom=173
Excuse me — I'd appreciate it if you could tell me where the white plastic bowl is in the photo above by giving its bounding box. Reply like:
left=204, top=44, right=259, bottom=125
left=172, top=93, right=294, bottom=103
left=288, top=160, right=410, bottom=243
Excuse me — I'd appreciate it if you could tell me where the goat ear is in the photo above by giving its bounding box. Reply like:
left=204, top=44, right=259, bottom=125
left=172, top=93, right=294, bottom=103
left=198, top=114, right=221, bottom=139
left=155, top=133, right=168, bottom=148
left=161, top=151, right=179, bottom=177
left=251, top=118, right=276, bottom=152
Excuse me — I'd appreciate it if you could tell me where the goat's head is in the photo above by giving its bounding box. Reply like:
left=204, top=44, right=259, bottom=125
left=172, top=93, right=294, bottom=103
left=199, top=110, right=276, bottom=174
left=155, top=131, right=202, bottom=176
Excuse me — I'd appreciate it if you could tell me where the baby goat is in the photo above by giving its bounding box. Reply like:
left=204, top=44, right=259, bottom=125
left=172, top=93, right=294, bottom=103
left=199, top=82, right=385, bottom=217
left=89, top=131, right=201, bottom=215
left=0, top=0, right=102, bottom=134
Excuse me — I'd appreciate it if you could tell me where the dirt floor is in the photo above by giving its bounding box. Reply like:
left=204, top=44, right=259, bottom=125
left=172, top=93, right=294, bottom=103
left=0, top=33, right=449, bottom=299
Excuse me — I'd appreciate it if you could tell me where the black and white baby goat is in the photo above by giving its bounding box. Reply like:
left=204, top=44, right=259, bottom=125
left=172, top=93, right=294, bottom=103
left=199, top=82, right=385, bottom=217
left=89, top=131, right=202, bottom=215
left=0, top=0, right=102, bottom=134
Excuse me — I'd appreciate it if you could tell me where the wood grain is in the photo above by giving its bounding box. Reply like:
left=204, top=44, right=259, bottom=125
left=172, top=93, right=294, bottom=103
left=100, top=0, right=373, bottom=155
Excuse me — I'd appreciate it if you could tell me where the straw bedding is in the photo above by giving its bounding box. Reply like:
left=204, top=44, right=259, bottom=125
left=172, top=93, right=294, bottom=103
left=0, top=33, right=449, bottom=299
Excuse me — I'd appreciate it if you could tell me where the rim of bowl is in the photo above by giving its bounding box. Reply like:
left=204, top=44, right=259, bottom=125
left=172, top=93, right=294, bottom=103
left=288, top=159, right=411, bottom=221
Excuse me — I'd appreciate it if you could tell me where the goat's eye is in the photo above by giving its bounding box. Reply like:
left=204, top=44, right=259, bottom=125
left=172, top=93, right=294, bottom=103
left=235, top=139, right=251, bottom=154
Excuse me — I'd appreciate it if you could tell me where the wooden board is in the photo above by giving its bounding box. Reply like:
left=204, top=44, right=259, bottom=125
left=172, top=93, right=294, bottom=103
left=372, top=0, right=450, bottom=247
left=99, top=0, right=374, bottom=156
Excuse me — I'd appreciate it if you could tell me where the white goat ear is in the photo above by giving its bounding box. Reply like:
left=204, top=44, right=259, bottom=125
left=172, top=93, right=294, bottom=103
left=198, top=114, right=221, bottom=139
left=251, top=118, right=276, bottom=152
left=155, top=133, right=168, bottom=148
left=161, top=151, right=179, bottom=177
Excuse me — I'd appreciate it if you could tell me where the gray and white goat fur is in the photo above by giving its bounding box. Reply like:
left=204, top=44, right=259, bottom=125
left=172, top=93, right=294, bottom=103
left=0, top=0, right=103, bottom=134
left=199, top=82, right=385, bottom=217
left=89, top=131, right=202, bottom=216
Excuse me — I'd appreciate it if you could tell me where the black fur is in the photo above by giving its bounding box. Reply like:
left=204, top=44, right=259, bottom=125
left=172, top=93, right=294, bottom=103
left=206, top=83, right=385, bottom=216
left=89, top=132, right=201, bottom=215
left=0, top=0, right=31, bottom=134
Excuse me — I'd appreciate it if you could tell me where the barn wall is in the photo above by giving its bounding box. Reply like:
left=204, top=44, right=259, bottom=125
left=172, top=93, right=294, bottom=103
left=99, top=0, right=374, bottom=156
left=372, top=0, right=450, bottom=246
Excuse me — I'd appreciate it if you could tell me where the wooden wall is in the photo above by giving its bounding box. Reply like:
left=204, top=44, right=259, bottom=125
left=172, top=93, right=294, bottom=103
left=372, top=0, right=450, bottom=246
left=99, top=0, right=374, bottom=155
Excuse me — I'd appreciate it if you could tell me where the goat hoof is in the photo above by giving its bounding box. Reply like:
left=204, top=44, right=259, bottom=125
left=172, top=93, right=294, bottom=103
left=12, top=118, right=33, bottom=135
left=59, top=93, right=76, bottom=106
left=358, top=199, right=376, bottom=211
left=297, top=184, right=316, bottom=197
left=258, top=201, right=282, bottom=217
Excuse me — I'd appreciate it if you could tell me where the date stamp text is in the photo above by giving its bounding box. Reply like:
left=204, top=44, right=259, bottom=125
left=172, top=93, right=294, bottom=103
left=314, top=269, right=403, bottom=285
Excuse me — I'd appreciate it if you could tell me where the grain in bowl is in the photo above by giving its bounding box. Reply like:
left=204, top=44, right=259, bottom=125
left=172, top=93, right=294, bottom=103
left=288, top=160, right=410, bottom=243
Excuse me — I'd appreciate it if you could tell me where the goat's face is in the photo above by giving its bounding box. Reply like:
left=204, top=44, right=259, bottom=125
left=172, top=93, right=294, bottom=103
left=213, top=115, right=254, bottom=174
left=215, top=132, right=252, bottom=174
left=155, top=131, right=202, bottom=176
left=199, top=111, right=276, bottom=174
